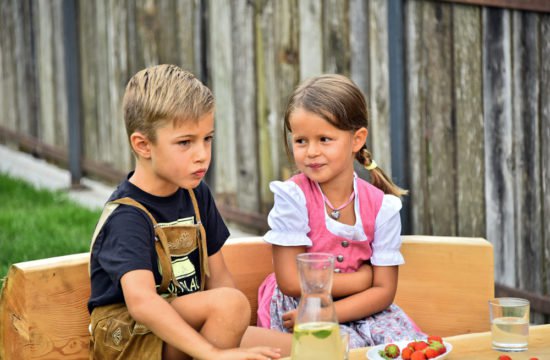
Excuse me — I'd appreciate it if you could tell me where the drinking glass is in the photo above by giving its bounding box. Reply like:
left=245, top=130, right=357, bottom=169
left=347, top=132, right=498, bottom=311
left=488, top=297, right=529, bottom=352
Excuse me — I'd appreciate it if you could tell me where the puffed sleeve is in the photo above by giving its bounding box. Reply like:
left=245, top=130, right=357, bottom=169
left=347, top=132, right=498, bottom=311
left=370, top=194, right=405, bottom=266
left=264, top=181, right=312, bottom=246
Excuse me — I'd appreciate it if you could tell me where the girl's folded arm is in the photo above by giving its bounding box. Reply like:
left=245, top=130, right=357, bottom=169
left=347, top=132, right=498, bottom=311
left=331, top=263, right=373, bottom=298
left=272, top=245, right=306, bottom=298
left=333, top=265, right=398, bottom=323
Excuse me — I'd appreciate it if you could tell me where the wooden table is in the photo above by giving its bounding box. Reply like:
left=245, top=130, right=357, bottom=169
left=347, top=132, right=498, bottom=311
left=282, top=324, right=550, bottom=359
left=352, top=324, right=550, bottom=360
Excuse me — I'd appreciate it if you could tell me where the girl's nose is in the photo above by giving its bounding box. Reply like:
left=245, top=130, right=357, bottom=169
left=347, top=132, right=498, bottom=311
left=307, top=143, right=320, bottom=157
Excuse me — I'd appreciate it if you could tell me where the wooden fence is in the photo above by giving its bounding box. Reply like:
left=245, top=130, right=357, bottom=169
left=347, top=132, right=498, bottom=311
left=0, top=0, right=549, bottom=321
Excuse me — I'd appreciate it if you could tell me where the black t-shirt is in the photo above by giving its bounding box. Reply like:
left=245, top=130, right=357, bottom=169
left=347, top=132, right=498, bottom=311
left=88, top=176, right=229, bottom=313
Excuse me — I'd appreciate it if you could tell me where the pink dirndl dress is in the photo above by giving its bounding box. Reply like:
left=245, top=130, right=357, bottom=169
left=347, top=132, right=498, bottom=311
left=257, top=174, right=424, bottom=349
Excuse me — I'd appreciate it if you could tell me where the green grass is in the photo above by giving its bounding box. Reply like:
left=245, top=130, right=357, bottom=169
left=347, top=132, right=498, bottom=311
left=0, top=173, right=101, bottom=279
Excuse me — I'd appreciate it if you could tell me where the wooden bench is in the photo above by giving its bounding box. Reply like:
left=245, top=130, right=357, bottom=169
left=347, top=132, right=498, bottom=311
left=0, top=236, right=494, bottom=359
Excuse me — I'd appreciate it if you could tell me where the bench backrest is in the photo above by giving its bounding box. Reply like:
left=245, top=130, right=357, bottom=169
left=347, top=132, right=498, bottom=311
left=0, top=236, right=494, bottom=359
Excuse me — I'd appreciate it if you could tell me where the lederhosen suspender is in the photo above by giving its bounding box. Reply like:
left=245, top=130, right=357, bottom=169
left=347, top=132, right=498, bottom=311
left=89, top=189, right=210, bottom=294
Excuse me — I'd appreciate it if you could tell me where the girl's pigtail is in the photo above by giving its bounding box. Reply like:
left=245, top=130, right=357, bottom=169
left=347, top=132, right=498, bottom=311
left=356, top=147, right=408, bottom=197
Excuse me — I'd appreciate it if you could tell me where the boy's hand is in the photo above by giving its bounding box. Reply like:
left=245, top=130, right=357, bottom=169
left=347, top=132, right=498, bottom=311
left=282, top=309, right=297, bottom=331
left=215, top=346, right=282, bottom=360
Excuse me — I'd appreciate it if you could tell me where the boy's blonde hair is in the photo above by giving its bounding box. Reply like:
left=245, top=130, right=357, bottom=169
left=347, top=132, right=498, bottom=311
left=122, top=64, right=214, bottom=144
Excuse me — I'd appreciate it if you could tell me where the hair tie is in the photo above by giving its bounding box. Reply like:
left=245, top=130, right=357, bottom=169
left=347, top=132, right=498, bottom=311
left=365, top=160, right=377, bottom=171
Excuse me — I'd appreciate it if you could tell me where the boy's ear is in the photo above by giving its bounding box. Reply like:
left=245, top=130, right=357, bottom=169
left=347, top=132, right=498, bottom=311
left=130, top=132, right=152, bottom=159
left=352, top=127, right=368, bottom=152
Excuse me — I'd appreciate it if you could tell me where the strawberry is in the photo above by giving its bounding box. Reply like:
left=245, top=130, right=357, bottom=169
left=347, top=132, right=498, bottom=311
left=428, top=340, right=445, bottom=355
left=383, top=343, right=400, bottom=359
left=407, top=341, right=417, bottom=350
left=413, top=341, right=429, bottom=351
left=529, top=358, right=539, bottom=360
left=424, top=348, right=439, bottom=359
left=497, top=356, right=512, bottom=360
left=401, top=347, right=414, bottom=360
left=427, top=335, right=443, bottom=344
left=411, top=350, right=427, bottom=360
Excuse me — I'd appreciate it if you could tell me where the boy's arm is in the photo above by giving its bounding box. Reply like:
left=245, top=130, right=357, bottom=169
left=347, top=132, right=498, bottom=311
left=121, top=270, right=218, bottom=358
left=205, top=250, right=236, bottom=289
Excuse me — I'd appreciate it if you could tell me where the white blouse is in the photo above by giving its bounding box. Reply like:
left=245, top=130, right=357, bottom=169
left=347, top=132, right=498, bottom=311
left=264, top=176, right=405, bottom=266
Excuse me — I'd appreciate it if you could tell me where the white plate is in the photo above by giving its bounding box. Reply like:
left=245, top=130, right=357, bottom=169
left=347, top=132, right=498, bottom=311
left=366, top=340, right=452, bottom=360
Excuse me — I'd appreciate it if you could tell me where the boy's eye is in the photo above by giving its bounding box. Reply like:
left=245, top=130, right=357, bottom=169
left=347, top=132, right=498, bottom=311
left=178, top=140, right=191, bottom=146
left=205, top=135, right=214, bottom=143
left=320, top=137, right=331, bottom=142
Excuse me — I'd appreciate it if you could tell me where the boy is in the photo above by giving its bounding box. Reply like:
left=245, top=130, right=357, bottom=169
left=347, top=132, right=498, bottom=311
left=88, top=65, right=288, bottom=360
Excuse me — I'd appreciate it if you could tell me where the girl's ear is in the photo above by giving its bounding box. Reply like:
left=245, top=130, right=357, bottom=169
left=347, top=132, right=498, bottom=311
left=352, top=127, right=368, bottom=153
left=130, top=131, right=152, bottom=159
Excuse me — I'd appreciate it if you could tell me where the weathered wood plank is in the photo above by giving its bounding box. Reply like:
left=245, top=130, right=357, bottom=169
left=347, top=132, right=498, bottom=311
left=541, top=14, right=550, bottom=311
left=368, top=0, right=391, bottom=176
left=0, top=0, right=18, bottom=135
left=79, top=0, right=100, bottom=170
left=13, top=0, right=37, bottom=136
left=272, top=0, right=299, bottom=181
left=323, top=0, right=349, bottom=75
left=175, top=0, right=198, bottom=73
left=95, top=0, right=112, bottom=165
left=452, top=4, right=485, bottom=237
left=52, top=0, right=68, bottom=148
left=231, top=0, right=260, bottom=213
left=540, top=14, right=550, bottom=316
left=36, top=0, right=56, bottom=146
left=482, top=7, right=515, bottom=285
left=423, top=1, right=455, bottom=236
left=256, top=0, right=272, bottom=212
left=299, top=0, right=322, bottom=80
left=511, top=11, right=543, bottom=322
left=135, top=0, right=160, bottom=67
left=440, top=0, right=550, bottom=13
left=405, top=0, right=429, bottom=234
left=255, top=0, right=300, bottom=211
left=107, top=0, right=132, bottom=172
left=349, top=0, right=369, bottom=101
left=256, top=0, right=277, bottom=212
left=208, top=0, right=237, bottom=200
left=157, top=0, right=179, bottom=65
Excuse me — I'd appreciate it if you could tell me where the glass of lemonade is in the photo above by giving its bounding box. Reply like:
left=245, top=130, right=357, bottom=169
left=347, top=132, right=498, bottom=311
left=488, top=298, right=529, bottom=352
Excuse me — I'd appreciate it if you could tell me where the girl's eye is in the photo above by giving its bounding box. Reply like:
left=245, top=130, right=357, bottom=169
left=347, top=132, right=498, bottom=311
left=205, top=135, right=214, bottom=143
left=320, top=137, right=331, bottom=143
left=178, top=140, right=191, bottom=146
left=294, top=138, right=306, bottom=145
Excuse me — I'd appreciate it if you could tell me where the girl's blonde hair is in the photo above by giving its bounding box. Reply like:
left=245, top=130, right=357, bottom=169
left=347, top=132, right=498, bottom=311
left=283, top=74, right=407, bottom=197
left=122, top=64, right=214, bottom=145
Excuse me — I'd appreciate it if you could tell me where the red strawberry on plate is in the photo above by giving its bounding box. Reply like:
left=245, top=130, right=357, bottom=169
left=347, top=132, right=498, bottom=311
left=401, top=347, right=414, bottom=360
left=383, top=343, right=400, bottom=358
left=427, top=335, right=443, bottom=344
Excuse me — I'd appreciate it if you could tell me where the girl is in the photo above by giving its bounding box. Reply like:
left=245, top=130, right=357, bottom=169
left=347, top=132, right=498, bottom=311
left=257, top=74, right=424, bottom=349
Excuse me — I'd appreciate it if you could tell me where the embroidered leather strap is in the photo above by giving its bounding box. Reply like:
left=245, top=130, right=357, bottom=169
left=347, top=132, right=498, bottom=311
left=187, top=189, right=210, bottom=281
